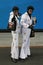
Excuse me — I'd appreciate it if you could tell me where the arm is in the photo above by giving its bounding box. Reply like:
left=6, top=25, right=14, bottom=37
left=20, top=15, right=29, bottom=28
left=8, top=12, right=14, bottom=28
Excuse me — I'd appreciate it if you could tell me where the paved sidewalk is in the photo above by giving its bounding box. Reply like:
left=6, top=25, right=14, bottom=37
left=0, top=32, right=43, bottom=47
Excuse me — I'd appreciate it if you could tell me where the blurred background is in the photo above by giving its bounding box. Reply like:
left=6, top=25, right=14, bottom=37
left=0, top=0, right=43, bottom=47
left=0, top=0, right=43, bottom=65
left=0, top=0, right=43, bottom=30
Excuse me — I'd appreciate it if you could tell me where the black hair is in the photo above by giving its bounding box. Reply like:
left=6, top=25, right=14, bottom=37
left=12, top=6, right=19, bottom=11
left=27, top=6, right=34, bottom=11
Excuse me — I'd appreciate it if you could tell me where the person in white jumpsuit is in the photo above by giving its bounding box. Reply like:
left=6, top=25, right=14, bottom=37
left=8, top=6, right=20, bottom=63
left=20, top=6, right=34, bottom=60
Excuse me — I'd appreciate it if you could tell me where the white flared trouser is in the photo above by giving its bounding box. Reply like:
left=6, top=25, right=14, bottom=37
left=20, top=28, right=31, bottom=59
left=11, top=31, right=19, bottom=59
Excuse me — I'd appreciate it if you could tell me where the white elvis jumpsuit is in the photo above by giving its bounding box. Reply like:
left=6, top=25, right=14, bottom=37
left=9, top=12, right=20, bottom=59
left=20, top=12, right=32, bottom=59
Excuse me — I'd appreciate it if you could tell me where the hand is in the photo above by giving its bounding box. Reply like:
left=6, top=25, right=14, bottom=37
left=9, top=25, right=12, bottom=28
left=9, top=22, right=14, bottom=28
left=9, top=22, right=14, bottom=26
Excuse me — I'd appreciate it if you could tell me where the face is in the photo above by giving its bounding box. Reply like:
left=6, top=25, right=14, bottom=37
left=28, top=9, right=33, bottom=14
left=13, top=10, right=18, bottom=16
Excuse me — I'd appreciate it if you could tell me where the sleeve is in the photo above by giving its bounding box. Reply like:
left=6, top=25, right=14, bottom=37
left=20, top=15, right=29, bottom=28
left=8, top=12, right=14, bottom=23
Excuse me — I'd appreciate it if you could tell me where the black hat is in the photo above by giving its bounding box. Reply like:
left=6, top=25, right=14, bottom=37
left=12, top=6, right=19, bottom=11
left=27, top=6, right=34, bottom=11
